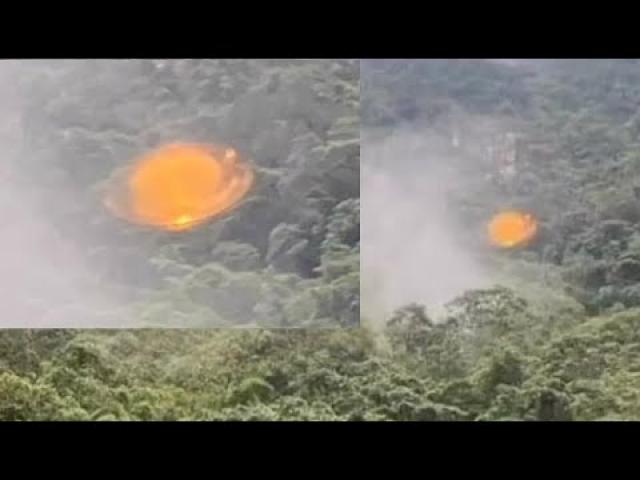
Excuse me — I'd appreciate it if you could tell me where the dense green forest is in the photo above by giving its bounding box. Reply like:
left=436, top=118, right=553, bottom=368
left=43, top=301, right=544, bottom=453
left=2, top=59, right=640, bottom=420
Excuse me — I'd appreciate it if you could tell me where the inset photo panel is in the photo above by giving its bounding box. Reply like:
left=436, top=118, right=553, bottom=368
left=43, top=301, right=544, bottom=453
left=361, top=59, right=638, bottom=420
left=1, top=59, right=359, bottom=328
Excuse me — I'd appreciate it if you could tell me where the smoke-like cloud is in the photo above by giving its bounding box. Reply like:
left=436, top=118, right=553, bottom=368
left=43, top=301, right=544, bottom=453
left=361, top=125, right=493, bottom=323
left=0, top=62, right=111, bottom=327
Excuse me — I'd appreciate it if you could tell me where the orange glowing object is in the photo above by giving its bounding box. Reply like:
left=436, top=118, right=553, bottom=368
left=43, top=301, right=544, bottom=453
left=103, top=143, right=254, bottom=231
left=488, top=210, right=538, bottom=248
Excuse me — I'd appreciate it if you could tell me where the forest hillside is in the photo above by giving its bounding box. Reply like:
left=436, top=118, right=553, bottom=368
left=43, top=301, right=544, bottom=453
left=2, top=59, right=640, bottom=420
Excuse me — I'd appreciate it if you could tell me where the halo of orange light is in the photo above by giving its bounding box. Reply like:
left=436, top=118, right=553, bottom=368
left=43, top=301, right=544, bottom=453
left=488, top=210, right=538, bottom=248
left=103, top=143, right=254, bottom=232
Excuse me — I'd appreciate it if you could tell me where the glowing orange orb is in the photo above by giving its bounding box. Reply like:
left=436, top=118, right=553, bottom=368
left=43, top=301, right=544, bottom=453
left=103, top=143, right=254, bottom=231
left=488, top=210, right=538, bottom=248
